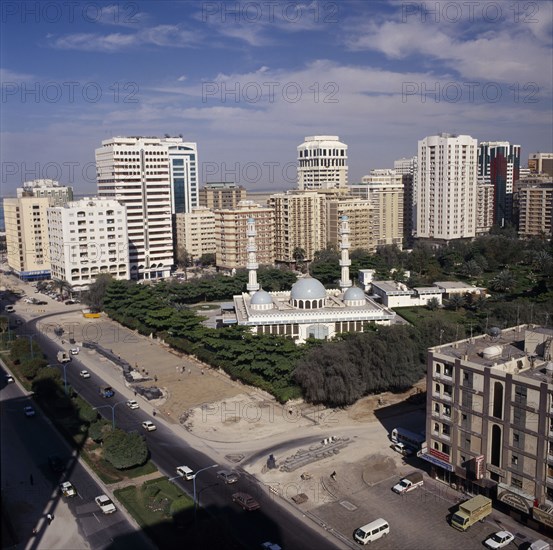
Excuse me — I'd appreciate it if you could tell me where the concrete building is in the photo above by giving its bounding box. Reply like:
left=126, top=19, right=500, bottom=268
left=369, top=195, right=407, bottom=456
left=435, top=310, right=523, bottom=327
left=394, top=156, right=417, bottom=245
left=370, top=280, right=443, bottom=308
left=327, top=197, right=374, bottom=252
left=96, top=136, right=198, bottom=280
left=417, top=133, right=478, bottom=243
left=476, top=178, right=495, bottom=235
left=17, top=179, right=73, bottom=206
left=48, top=198, right=129, bottom=289
left=174, top=207, right=216, bottom=262
left=423, top=325, right=553, bottom=531
left=513, top=177, right=553, bottom=239
left=214, top=200, right=274, bottom=270
left=528, top=153, right=553, bottom=177
left=358, top=169, right=404, bottom=249
left=297, top=135, right=348, bottom=190
left=269, top=191, right=327, bottom=264
left=233, top=216, right=395, bottom=343
left=478, top=142, right=521, bottom=227
left=199, top=182, right=247, bottom=210
left=3, top=196, right=51, bottom=280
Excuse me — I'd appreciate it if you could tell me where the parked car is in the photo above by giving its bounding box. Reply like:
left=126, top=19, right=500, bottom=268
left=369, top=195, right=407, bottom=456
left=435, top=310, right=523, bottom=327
left=35, top=300, right=47, bottom=305
left=95, top=494, right=116, bottom=514
left=484, top=531, right=515, bottom=549
left=70, top=347, right=80, bottom=355
left=48, top=455, right=64, bottom=473
left=79, top=370, right=90, bottom=379
left=65, top=300, right=76, bottom=305
left=176, top=465, right=195, bottom=480
left=232, top=492, right=260, bottom=511
left=60, top=481, right=77, bottom=498
left=5, top=374, right=15, bottom=384
left=24, top=406, right=36, bottom=417
left=142, top=420, right=157, bottom=432
left=126, top=400, right=139, bottom=410
left=391, top=442, right=414, bottom=456
left=217, top=470, right=239, bottom=484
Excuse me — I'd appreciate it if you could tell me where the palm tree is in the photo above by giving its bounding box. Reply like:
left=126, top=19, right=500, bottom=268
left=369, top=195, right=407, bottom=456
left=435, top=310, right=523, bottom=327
left=426, top=297, right=440, bottom=311
left=53, top=279, right=73, bottom=300
left=489, top=270, right=516, bottom=293
left=447, top=294, right=466, bottom=311
left=463, top=260, right=482, bottom=278
left=293, top=247, right=306, bottom=270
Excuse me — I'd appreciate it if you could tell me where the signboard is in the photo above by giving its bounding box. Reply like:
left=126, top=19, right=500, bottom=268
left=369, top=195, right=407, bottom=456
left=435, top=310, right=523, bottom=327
left=533, top=507, right=553, bottom=529
left=497, top=490, right=530, bottom=514
left=474, top=455, right=485, bottom=480
left=420, top=452, right=454, bottom=472
left=486, top=464, right=507, bottom=478
left=429, top=448, right=450, bottom=463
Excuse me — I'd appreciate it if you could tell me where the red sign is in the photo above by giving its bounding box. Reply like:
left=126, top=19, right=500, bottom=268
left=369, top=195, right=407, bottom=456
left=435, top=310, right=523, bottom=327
left=430, top=448, right=450, bottom=463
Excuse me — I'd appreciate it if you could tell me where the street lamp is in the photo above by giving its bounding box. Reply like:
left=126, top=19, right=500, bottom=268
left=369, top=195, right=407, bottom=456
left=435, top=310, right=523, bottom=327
left=193, top=464, right=218, bottom=524
left=61, top=362, right=71, bottom=395
left=94, top=400, right=127, bottom=429
left=26, top=334, right=36, bottom=359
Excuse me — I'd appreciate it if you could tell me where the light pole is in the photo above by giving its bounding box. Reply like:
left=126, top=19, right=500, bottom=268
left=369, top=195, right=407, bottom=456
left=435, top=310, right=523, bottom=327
left=94, top=400, right=127, bottom=429
left=61, top=362, right=71, bottom=395
left=27, top=334, right=36, bottom=359
left=193, top=464, right=218, bottom=524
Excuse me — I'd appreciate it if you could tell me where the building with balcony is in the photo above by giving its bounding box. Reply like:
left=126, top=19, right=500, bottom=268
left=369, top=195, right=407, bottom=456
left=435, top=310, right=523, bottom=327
left=17, top=179, right=73, bottom=206
left=513, top=177, right=553, bottom=240
left=48, top=198, right=129, bottom=289
left=174, top=207, right=216, bottom=262
left=199, top=182, right=247, bottom=210
left=297, top=135, right=348, bottom=190
left=423, top=325, right=553, bottom=531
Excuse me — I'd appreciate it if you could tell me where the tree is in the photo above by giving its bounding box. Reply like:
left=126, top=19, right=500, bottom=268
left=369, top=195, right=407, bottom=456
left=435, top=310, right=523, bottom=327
left=426, top=297, right=440, bottom=311
left=83, top=273, right=114, bottom=310
left=199, top=253, right=216, bottom=267
left=176, top=245, right=193, bottom=279
left=88, top=420, right=112, bottom=442
left=463, top=260, right=482, bottom=278
left=292, top=247, right=306, bottom=270
left=53, top=278, right=73, bottom=299
left=446, top=294, right=466, bottom=311
left=103, top=429, right=148, bottom=469
left=490, top=270, right=517, bottom=293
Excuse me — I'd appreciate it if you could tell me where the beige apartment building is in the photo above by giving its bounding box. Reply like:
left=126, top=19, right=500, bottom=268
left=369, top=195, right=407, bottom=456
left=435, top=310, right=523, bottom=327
left=4, top=196, right=51, bottom=280
left=423, top=325, right=553, bottom=530
left=476, top=179, right=495, bottom=235
left=268, top=191, right=327, bottom=265
left=175, top=207, right=216, bottom=262
left=199, top=182, right=247, bottom=210
left=514, top=177, right=553, bottom=239
left=327, top=198, right=373, bottom=252
left=214, top=201, right=274, bottom=270
left=17, top=179, right=73, bottom=206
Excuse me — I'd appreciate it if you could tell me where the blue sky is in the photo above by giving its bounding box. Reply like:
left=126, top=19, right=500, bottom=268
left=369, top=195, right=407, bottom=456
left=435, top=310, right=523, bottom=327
left=1, top=0, right=552, bottom=197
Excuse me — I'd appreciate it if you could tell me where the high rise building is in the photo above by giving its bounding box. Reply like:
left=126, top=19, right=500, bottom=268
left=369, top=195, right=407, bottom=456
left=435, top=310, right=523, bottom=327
left=96, top=136, right=198, bottom=280
left=3, top=196, right=51, bottom=280
left=199, top=182, right=247, bottom=210
left=394, top=156, right=418, bottom=245
left=269, top=191, right=327, bottom=265
left=423, top=325, right=553, bottom=531
left=17, top=179, right=73, bottom=206
left=417, top=133, right=478, bottom=242
left=476, top=178, right=495, bottom=235
left=174, top=207, right=216, bottom=262
left=214, top=200, right=274, bottom=270
left=528, top=153, right=553, bottom=177
left=513, top=176, right=553, bottom=239
left=47, top=198, right=129, bottom=289
left=327, top=197, right=374, bottom=252
left=297, top=135, right=348, bottom=190
left=478, top=142, right=521, bottom=227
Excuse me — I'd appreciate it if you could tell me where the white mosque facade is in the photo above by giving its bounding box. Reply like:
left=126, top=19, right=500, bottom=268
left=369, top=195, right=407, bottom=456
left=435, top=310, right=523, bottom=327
left=232, top=216, right=396, bottom=344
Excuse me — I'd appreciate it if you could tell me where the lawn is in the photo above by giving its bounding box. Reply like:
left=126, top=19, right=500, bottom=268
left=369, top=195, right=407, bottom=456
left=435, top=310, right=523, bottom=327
left=395, top=306, right=469, bottom=327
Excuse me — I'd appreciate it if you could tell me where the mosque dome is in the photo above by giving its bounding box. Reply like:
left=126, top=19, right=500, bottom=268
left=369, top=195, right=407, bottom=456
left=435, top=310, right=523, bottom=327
left=343, top=286, right=365, bottom=301
left=251, top=289, right=272, bottom=305
left=290, top=277, right=327, bottom=300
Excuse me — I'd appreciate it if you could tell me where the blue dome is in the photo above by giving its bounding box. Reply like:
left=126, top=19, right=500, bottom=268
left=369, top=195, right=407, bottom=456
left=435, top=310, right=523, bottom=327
left=290, top=277, right=327, bottom=300
left=343, top=286, right=365, bottom=301
left=251, top=289, right=272, bottom=305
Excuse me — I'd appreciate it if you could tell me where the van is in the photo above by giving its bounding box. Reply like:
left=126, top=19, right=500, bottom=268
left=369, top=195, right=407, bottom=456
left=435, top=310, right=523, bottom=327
left=176, top=465, right=195, bottom=480
left=353, top=518, right=390, bottom=544
left=530, top=540, right=550, bottom=550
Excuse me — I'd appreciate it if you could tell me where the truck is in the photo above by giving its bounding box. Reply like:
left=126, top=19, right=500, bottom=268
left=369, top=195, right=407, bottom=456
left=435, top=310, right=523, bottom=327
left=392, top=472, right=424, bottom=494
left=450, top=495, right=492, bottom=531
left=99, top=386, right=115, bottom=398
left=57, top=351, right=71, bottom=363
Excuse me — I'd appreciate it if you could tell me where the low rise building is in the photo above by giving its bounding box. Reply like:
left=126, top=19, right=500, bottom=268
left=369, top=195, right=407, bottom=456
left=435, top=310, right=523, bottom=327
left=370, top=280, right=443, bottom=308
left=175, top=207, right=216, bottom=261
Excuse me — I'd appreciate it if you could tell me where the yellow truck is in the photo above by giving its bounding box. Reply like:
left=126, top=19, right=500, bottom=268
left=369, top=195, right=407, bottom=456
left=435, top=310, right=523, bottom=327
left=82, top=308, right=100, bottom=319
left=451, top=495, right=492, bottom=531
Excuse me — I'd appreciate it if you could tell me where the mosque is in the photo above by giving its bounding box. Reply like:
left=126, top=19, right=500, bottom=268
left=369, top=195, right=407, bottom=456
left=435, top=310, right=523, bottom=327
left=232, top=216, right=396, bottom=343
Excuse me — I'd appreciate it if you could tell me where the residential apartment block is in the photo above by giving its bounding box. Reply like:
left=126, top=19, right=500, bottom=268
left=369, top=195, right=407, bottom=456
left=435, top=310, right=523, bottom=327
left=4, top=196, right=51, bottom=280
left=214, top=201, right=274, bottom=270
left=529, top=153, right=553, bottom=177
left=268, top=191, right=327, bottom=264
left=96, top=136, right=197, bottom=279
left=513, top=177, right=553, bottom=239
left=175, top=207, right=216, bottom=262
left=326, top=197, right=373, bottom=252
left=417, top=133, right=478, bottom=242
left=48, top=198, right=129, bottom=289
left=423, top=325, right=553, bottom=531
left=476, top=179, right=495, bottom=236
left=17, top=179, right=73, bottom=206
left=297, top=135, right=348, bottom=190
left=199, top=182, right=247, bottom=210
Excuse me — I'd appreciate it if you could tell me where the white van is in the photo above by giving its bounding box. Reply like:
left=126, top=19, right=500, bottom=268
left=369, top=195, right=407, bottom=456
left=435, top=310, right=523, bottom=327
left=176, top=465, right=195, bottom=480
left=354, top=518, right=390, bottom=544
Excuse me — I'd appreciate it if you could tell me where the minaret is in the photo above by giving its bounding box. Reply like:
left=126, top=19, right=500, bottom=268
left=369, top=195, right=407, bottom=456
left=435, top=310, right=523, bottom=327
left=339, top=215, right=352, bottom=291
left=246, top=217, right=260, bottom=294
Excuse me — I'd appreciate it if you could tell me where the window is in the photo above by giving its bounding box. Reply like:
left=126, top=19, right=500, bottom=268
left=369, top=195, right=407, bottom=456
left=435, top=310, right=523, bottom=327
left=511, top=476, right=523, bottom=489
left=511, top=455, right=518, bottom=465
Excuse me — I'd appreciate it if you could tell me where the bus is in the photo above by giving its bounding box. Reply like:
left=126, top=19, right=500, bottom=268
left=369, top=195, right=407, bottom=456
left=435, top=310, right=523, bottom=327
left=391, top=427, right=426, bottom=454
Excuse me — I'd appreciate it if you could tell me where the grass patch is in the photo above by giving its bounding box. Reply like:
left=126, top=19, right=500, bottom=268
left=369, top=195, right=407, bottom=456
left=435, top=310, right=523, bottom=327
left=395, top=306, right=469, bottom=327
left=190, top=303, right=220, bottom=311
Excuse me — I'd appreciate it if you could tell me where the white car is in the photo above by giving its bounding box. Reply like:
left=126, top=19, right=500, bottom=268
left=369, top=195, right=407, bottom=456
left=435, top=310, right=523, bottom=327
left=142, top=420, right=157, bottom=432
left=79, top=370, right=90, bottom=379
left=24, top=406, right=36, bottom=417
left=176, top=465, right=195, bottom=480
left=126, top=400, right=139, bottom=410
left=5, top=375, right=15, bottom=384
left=70, top=347, right=80, bottom=355
left=95, top=494, right=116, bottom=514
left=60, top=481, right=77, bottom=498
left=484, top=531, right=515, bottom=549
